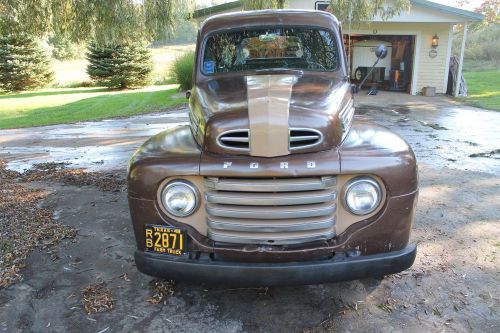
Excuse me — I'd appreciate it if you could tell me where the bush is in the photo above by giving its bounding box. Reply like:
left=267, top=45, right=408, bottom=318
left=86, top=42, right=153, bottom=89
left=171, top=51, right=194, bottom=91
left=0, top=34, right=54, bottom=91
left=49, top=35, right=85, bottom=60
left=454, top=24, right=500, bottom=64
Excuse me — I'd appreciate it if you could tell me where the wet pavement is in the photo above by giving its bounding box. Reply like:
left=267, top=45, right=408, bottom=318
left=1, top=93, right=499, bottom=332
left=0, top=109, right=188, bottom=173
left=1, top=93, right=498, bottom=175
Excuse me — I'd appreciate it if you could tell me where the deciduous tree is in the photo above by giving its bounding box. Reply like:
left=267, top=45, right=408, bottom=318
left=328, top=0, right=411, bottom=27
left=241, top=0, right=287, bottom=10
left=0, top=0, right=181, bottom=45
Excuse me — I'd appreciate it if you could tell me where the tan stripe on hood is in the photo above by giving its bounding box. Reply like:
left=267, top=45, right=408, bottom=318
left=246, top=75, right=296, bottom=157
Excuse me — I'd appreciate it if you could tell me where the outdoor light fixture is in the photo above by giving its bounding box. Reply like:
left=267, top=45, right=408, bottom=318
left=431, top=34, right=439, bottom=48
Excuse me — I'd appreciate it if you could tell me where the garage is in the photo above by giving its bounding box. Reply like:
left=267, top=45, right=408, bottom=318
left=193, top=0, right=483, bottom=96
left=347, top=35, right=415, bottom=94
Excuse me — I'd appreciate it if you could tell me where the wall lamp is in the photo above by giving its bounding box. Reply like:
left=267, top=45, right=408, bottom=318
left=431, top=34, right=439, bottom=48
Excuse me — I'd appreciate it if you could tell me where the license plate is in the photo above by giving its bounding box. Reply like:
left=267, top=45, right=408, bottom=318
left=145, top=225, right=187, bottom=256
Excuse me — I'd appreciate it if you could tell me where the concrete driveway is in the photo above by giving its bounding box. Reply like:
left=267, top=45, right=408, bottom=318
left=0, top=93, right=499, bottom=332
left=1, top=93, right=498, bottom=174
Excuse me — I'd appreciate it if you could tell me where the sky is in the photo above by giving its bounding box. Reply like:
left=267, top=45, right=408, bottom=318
left=195, top=0, right=485, bottom=11
left=431, top=0, right=483, bottom=11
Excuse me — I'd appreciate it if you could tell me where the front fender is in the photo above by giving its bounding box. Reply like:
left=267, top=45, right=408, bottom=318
left=127, top=125, right=201, bottom=199
left=339, top=120, right=418, bottom=197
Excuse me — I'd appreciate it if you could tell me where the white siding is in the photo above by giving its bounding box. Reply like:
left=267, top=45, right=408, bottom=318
left=353, top=22, right=452, bottom=94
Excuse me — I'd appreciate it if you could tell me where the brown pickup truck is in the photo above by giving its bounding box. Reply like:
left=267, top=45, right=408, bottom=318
left=128, top=10, right=418, bottom=286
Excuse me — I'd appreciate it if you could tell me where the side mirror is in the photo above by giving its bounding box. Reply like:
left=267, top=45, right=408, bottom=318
left=356, top=44, right=389, bottom=93
left=185, top=90, right=191, bottom=99
left=375, top=44, right=388, bottom=59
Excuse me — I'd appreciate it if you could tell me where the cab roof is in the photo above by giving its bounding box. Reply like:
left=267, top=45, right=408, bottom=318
left=199, top=10, right=340, bottom=36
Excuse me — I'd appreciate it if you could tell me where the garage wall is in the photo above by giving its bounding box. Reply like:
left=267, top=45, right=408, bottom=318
left=351, top=22, right=452, bottom=94
left=412, top=23, right=452, bottom=94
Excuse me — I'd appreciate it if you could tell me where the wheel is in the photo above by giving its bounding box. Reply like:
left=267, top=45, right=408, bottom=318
left=354, top=67, right=365, bottom=81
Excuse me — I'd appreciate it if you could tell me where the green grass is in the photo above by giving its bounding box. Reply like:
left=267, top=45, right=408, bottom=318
left=0, top=85, right=185, bottom=129
left=460, top=71, right=500, bottom=111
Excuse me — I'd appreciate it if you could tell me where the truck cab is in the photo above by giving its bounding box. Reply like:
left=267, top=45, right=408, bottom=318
left=128, top=10, right=418, bottom=286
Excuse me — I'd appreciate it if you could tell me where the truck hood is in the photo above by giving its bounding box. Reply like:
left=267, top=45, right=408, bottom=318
left=189, top=72, right=352, bottom=157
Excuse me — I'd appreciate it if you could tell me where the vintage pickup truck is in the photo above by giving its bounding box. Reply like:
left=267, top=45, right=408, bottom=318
left=128, top=10, right=418, bottom=286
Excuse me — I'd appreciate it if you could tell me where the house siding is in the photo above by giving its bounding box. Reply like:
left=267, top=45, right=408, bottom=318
left=353, top=22, right=452, bottom=94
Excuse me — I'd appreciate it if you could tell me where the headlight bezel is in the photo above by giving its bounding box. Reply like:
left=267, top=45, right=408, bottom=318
left=160, top=179, right=200, bottom=217
left=343, top=176, right=383, bottom=216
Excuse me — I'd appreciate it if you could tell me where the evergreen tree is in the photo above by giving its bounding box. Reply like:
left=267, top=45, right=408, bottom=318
left=86, top=42, right=153, bottom=89
left=0, top=34, right=54, bottom=91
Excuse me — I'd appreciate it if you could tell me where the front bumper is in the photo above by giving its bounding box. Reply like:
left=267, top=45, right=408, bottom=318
left=135, top=244, right=416, bottom=286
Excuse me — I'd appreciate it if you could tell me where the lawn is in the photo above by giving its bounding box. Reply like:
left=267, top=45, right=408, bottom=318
left=0, top=85, right=185, bottom=129
left=462, top=71, right=500, bottom=111
left=52, top=43, right=195, bottom=87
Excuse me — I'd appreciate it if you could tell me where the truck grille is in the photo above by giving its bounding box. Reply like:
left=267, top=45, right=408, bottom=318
left=217, top=129, right=250, bottom=151
left=289, top=128, right=323, bottom=150
left=217, top=128, right=323, bottom=152
left=204, top=176, right=337, bottom=245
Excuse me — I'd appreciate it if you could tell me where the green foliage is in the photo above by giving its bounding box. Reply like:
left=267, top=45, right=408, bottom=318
left=0, top=34, right=53, bottom=91
left=86, top=42, right=153, bottom=89
left=165, top=20, right=197, bottom=44
left=327, top=0, right=411, bottom=27
left=454, top=24, right=500, bottom=69
left=170, top=51, right=194, bottom=91
left=48, top=34, right=85, bottom=60
left=241, top=0, right=287, bottom=10
left=0, top=0, right=184, bottom=45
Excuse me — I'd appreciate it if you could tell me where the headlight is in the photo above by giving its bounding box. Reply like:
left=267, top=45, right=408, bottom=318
left=344, top=177, right=382, bottom=215
left=161, top=180, right=199, bottom=217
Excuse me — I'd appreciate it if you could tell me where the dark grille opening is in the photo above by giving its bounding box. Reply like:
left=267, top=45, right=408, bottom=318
left=217, top=130, right=250, bottom=151
left=289, top=128, right=322, bottom=149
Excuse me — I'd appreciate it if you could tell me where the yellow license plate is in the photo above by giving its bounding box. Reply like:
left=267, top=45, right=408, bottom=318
left=145, top=225, right=187, bottom=256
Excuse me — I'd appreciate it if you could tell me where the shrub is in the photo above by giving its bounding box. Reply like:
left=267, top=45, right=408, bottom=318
left=49, top=35, right=85, bottom=60
left=0, top=34, right=54, bottom=91
left=86, top=42, right=153, bottom=89
left=171, top=51, right=194, bottom=91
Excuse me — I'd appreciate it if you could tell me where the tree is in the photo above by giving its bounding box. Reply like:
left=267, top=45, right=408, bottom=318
left=86, top=42, right=153, bottom=89
left=0, top=34, right=53, bottom=91
left=327, top=0, right=411, bottom=27
left=241, top=0, right=287, bottom=10
left=0, top=0, right=183, bottom=45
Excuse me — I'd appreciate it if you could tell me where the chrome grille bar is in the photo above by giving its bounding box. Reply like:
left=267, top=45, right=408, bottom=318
left=206, top=202, right=336, bottom=219
left=205, top=188, right=336, bottom=206
left=204, top=176, right=336, bottom=192
left=208, top=229, right=336, bottom=245
left=207, top=216, right=336, bottom=232
left=204, top=176, right=337, bottom=245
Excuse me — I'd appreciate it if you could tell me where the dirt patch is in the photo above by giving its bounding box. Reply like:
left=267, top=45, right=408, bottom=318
left=81, top=282, right=114, bottom=314
left=0, top=161, right=76, bottom=288
left=21, top=162, right=127, bottom=192
left=0, top=160, right=126, bottom=289
left=148, top=279, right=176, bottom=304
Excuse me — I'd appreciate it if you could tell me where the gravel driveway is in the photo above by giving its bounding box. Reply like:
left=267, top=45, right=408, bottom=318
left=0, top=94, right=498, bottom=332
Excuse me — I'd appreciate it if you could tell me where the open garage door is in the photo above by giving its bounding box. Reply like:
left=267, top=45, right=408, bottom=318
left=345, top=35, right=415, bottom=94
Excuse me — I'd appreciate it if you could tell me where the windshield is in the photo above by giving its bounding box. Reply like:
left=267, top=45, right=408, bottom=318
left=202, top=27, right=339, bottom=74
